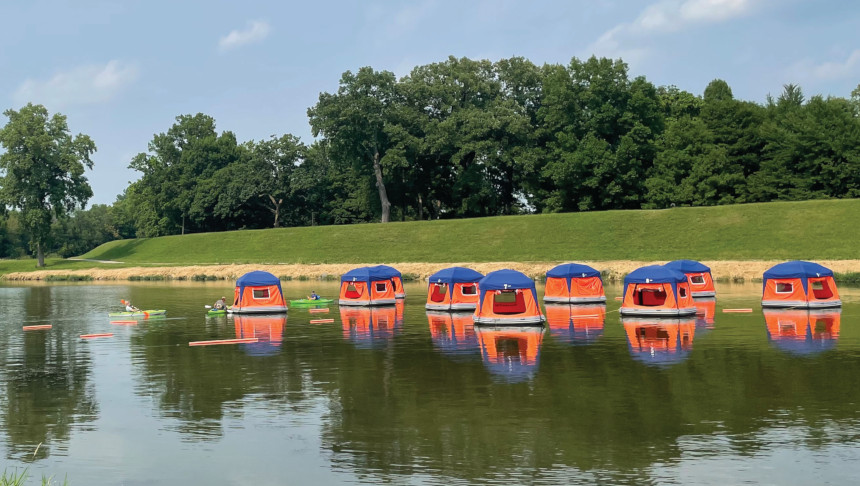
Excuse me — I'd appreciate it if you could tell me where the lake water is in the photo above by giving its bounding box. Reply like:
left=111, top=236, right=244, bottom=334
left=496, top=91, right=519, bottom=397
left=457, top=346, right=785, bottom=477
left=1, top=281, right=859, bottom=485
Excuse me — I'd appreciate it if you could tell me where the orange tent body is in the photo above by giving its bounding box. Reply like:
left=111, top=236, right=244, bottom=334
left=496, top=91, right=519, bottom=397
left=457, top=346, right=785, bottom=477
left=340, top=305, right=400, bottom=348
left=545, top=304, right=605, bottom=345
left=473, top=270, right=544, bottom=325
left=622, top=317, right=696, bottom=366
left=231, top=271, right=287, bottom=314
left=544, top=263, right=605, bottom=303
left=475, top=325, right=545, bottom=381
left=761, top=261, right=842, bottom=308
left=392, top=276, right=406, bottom=299
left=764, top=308, right=841, bottom=355
left=426, top=282, right=481, bottom=311
left=339, top=267, right=398, bottom=306
left=233, top=314, right=286, bottom=355
left=620, top=266, right=696, bottom=317
left=427, top=311, right=477, bottom=356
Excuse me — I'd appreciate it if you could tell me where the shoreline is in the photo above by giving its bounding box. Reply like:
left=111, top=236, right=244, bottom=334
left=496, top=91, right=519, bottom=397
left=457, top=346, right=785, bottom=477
left=3, top=260, right=860, bottom=282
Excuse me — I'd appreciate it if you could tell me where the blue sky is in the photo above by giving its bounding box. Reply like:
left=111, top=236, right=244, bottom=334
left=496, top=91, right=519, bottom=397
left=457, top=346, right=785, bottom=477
left=1, top=0, right=858, bottom=205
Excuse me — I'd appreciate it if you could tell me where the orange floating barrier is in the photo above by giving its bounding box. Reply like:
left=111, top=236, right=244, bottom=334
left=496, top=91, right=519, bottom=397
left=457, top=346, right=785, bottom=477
left=723, top=308, right=753, bottom=313
left=111, top=320, right=138, bottom=325
left=310, top=318, right=335, bottom=324
left=614, top=297, right=623, bottom=301
left=309, top=308, right=330, bottom=314
left=22, top=325, right=52, bottom=331
left=81, top=333, right=114, bottom=339
left=189, top=337, right=258, bottom=346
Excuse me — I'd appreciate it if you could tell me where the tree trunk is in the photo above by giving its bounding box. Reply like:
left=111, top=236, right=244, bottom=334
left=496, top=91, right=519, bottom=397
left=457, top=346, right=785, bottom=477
left=268, top=195, right=283, bottom=228
left=182, top=214, right=185, bottom=235
left=417, top=193, right=424, bottom=220
left=36, top=241, right=45, bottom=268
left=373, top=150, right=391, bottom=223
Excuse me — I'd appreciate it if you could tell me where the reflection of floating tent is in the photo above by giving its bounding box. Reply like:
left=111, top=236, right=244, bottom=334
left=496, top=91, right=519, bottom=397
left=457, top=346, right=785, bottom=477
left=369, top=265, right=406, bottom=298
left=761, top=261, right=842, bottom=308
left=234, top=314, right=286, bottom=356
left=664, top=260, right=716, bottom=297
left=764, top=308, right=841, bottom=356
left=427, top=311, right=478, bottom=357
left=474, top=270, right=544, bottom=325
left=339, top=267, right=397, bottom=306
left=693, top=298, right=716, bottom=329
left=622, top=317, right=696, bottom=366
left=339, top=305, right=400, bottom=349
left=544, top=263, right=605, bottom=303
left=231, top=271, right=287, bottom=314
left=620, top=266, right=696, bottom=316
left=545, top=304, right=605, bottom=345
left=475, top=325, right=545, bottom=382
left=426, top=267, right=483, bottom=311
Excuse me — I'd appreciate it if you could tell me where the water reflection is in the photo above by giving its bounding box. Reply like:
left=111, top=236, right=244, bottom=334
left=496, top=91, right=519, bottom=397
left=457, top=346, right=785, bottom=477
left=693, top=298, right=716, bottom=329
left=426, top=311, right=478, bottom=358
left=233, top=314, right=286, bottom=356
left=474, top=325, right=545, bottom=382
left=764, top=308, right=841, bottom=356
left=545, top=304, right=606, bottom=345
left=622, top=316, right=696, bottom=366
left=339, top=306, right=402, bottom=349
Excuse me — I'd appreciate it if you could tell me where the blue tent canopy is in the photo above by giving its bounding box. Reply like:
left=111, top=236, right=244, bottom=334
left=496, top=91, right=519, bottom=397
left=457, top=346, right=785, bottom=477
left=369, top=265, right=402, bottom=278
left=546, top=263, right=601, bottom=279
left=429, top=267, right=484, bottom=298
left=623, top=265, right=687, bottom=296
left=235, top=271, right=283, bottom=301
left=664, top=260, right=711, bottom=273
left=341, top=266, right=401, bottom=283
left=478, top=269, right=538, bottom=309
left=763, top=261, right=834, bottom=293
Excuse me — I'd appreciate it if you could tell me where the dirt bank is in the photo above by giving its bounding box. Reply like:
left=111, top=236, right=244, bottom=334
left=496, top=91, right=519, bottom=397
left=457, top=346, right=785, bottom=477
left=4, top=260, right=860, bottom=282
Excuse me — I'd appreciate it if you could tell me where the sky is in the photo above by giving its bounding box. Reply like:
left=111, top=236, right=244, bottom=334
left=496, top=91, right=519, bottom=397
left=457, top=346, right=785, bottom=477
left=1, top=0, right=858, bottom=205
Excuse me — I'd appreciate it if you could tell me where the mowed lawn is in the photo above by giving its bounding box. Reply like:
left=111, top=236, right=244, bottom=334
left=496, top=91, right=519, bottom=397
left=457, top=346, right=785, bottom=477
left=64, top=199, right=860, bottom=266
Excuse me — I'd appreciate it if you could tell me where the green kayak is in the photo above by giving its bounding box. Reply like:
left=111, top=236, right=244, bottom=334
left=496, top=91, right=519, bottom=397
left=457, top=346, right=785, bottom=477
left=108, top=310, right=167, bottom=318
left=206, top=309, right=228, bottom=317
left=289, top=298, right=333, bottom=306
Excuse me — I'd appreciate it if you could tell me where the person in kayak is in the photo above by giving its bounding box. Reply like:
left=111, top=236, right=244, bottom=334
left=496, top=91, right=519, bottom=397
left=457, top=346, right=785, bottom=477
left=123, top=300, right=139, bottom=312
left=213, top=296, right=227, bottom=310
left=307, top=291, right=320, bottom=300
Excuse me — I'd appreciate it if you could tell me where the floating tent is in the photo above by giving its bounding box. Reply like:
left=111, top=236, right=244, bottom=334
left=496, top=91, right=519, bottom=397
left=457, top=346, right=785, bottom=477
left=545, top=304, right=606, bottom=345
left=369, top=265, right=406, bottom=298
left=427, top=311, right=478, bottom=358
left=426, top=267, right=484, bottom=311
left=339, top=305, right=400, bottom=349
left=761, top=261, right=842, bottom=308
left=475, top=325, right=545, bottom=382
left=664, top=260, right=716, bottom=298
left=234, top=314, right=286, bottom=356
left=622, top=317, right=696, bottom=366
left=339, top=267, right=398, bottom=306
left=474, top=269, right=545, bottom=325
left=764, top=308, right=841, bottom=355
left=543, top=263, right=606, bottom=303
left=231, top=271, right=287, bottom=314
left=619, top=265, right=696, bottom=317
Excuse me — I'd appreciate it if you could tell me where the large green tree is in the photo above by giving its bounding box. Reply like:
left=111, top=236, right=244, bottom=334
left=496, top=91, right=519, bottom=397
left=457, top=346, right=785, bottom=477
left=0, top=103, right=96, bottom=266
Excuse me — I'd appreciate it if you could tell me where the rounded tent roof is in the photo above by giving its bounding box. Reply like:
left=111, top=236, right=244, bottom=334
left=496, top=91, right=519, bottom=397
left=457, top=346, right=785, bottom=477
left=236, top=271, right=280, bottom=287
left=664, top=260, right=711, bottom=273
left=763, top=260, right=834, bottom=280
left=479, top=269, right=536, bottom=291
left=428, top=267, right=484, bottom=284
left=341, top=266, right=399, bottom=282
left=624, top=265, right=688, bottom=285
left=369, top=265, right=402, bottom=278
left=546, top=263, right=601, bottom=279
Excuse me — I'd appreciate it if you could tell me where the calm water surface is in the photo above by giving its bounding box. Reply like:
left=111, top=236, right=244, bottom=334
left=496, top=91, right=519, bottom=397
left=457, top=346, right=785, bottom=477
left=1, top=281, right=859, bottom=485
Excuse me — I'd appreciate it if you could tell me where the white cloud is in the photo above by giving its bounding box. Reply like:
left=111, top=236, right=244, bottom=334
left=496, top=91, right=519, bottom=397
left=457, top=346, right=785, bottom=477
left=218, top=20, right=271, bottom=51
left=585, top=0, right=761, bottom=62
left=788, top=50, right=860, bottom=81
left=13, top=60, right=139, bottom=108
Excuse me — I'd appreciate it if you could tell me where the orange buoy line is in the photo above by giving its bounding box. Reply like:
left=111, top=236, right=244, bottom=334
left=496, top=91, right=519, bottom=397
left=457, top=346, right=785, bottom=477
left=614, top=297, right=623, bottom=301
left=310, top=318, right=335, bottom=324
left=23, top=325, right=53, bottom=331
left=111, top=320, right=139, bottom=325
left=189, top=337, right=258, bottom=347
left=308, top=308, right=330, bottom=313
left=81, top=333, right=114, bottom=339
left=723, top=308, right=753, bottom=313
left=571, top=315, right=600, bottom=319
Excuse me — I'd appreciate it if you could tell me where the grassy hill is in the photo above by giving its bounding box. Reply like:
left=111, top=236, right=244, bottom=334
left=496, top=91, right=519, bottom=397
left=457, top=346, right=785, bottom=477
left=67, top=199, right=860, bottom=266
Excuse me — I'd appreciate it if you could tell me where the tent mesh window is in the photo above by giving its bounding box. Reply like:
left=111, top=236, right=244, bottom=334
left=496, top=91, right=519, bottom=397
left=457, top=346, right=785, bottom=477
left=461, top=284, right=478, bottom=295
left=345, top=283, right=361, bottom=299
left=776, top=283, right=793, bottom=293
left=375, top=282, right=387, bottom=292
left=679, top=287, right=687, bottom=298
left=690, top=275, right=706, bottom=284
left=634, top=287, right=667, bottom=306
left=493, top=290, right=527, bottom=314
left=811, top=280, right=833, bottom=299
left=430, top=284, right=448, bottom=302
left=252, top=289, right=270, bottom=299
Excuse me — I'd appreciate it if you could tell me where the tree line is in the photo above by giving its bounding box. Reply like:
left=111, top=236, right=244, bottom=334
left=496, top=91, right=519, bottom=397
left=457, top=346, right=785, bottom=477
left=2, top=55, right=860, bottom=263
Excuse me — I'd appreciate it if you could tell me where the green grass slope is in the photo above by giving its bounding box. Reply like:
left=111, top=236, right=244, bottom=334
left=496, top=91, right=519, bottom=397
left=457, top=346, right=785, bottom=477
left=75, top=199, right=860, bottom=265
